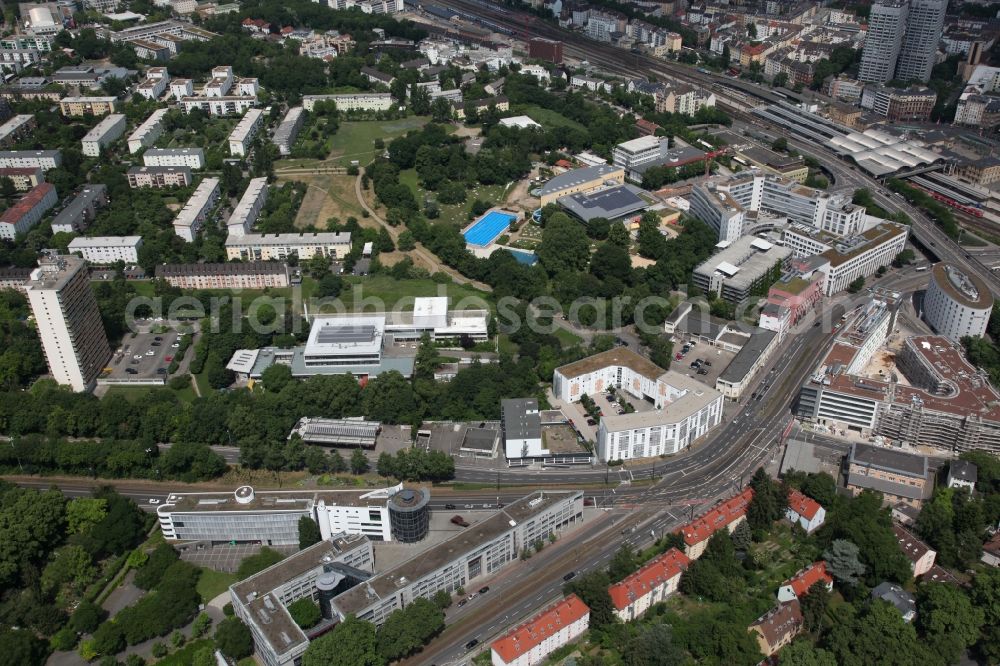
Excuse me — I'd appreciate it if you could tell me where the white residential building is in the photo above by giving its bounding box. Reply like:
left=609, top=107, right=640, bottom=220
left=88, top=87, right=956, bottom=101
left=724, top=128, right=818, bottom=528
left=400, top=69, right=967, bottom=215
left=81, top=114, right=126, bottom=157
left=923, top=263, right=992, bottom=341
left=227, top=177, right=268, bottom=236
left=68, top=236, right=143, bottom=264
left=272, top=106, right=305, bottom=156
left=0, top=182, right=57, bottom=239
left=553, top=349, right=725, bottom=461
left=144, top=147, right=205, bottom=169
left=0, top=149, right=61, bottom=170
left=228, top=108, right=265, bottom=157
left=180, top=95, right=257, bottom=116
left=225, top=232, right=353, bottom=261
left=136, top=66, right=169, bottom=99
left=786, top=489, right=826, bottom=533
left=127, top=108, right=168, bottom=154
left=25, top=253, right=111, bottom=392
left=204, top=65, right=234, bottom=96
left=0, top=114, right=36, bottom=148
left=169, top=79, right=193, bottom=100
left=173, top=177, right=220, bottom=242
left=302, top=92, right=393, bottom=112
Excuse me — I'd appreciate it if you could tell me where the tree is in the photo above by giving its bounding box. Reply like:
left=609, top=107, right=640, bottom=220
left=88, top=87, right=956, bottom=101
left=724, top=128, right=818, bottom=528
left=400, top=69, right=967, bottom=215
left=847, top=276, right=865, bottom=294
left=134, top=543, right=180, bottom=590
left=288, top=598, right=322, bottom=629
left=608, top=543, right=638, bottom=582
left=302, top=615, right=380, bottom=666
left=432, top=589, right=452, bottom=609
left=971, top=569, right=1000, bottom=663
left=537, top=213, right=590, bottom=276
left=780, top=639, right=838, bottom=666
left=0, top=629, right=49, bottom=666
left=236, top=547, right=284, bottom=579
left=376, top=598, right=444, bottom=662
left=747, top=468, right=786, bottom=532
left=822, top=540, right=866, bottom=585
left=298, top=516, right=322, bottom=550
left=731, top=520, right=752, bottom=551
left=398, top=230, right=416, bottom=251
left=66, top=498, right=108, bottom=534
left=214, top=617, right=253, bottom=660
left=771, top=137, right=788, bottom=152
left=315, top=274, right=344, bottom=299
left=917, top=583, right=984, bottom=664
left=564, top=571, right=615, bottom=628
left=70, top=601, right=107, bottom=634
left=824, top=597, right=931, bottom=665
left=772, top=72, right=790, bottom=88
left=800, top=581, right=831, bottom=634
left=261, top=364, right=293, bottom=392
left=350, top=449, right=369, bottom=475
left=624, top=623, right=686, bottom=666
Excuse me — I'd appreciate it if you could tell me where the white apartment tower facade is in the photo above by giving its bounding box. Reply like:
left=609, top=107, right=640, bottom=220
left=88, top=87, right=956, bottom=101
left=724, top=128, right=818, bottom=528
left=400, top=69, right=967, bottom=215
left=859, top=0, right=908, bottom=84
left=25, top=253, right=111, bottom=392
left=895, top=0, right=946, bottom=83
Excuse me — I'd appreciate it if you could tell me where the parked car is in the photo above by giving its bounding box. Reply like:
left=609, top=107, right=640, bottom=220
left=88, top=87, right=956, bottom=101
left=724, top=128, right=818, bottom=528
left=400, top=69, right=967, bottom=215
left=563, top=571, right=577, bottom=581
left=697, top=368, right=709, bottom=375
left=703, top=360, right=712, bottom=367
left=164, top=356, right=173, bottom=362
left=154, top=336, right=162, bottom=341
left=465, top=639, right=479, bottom=650
left=458, top=599, right=468, bottom=608
left=133, top=354, right=142, bottom=359
left=451, top=515, right=470, bottom=527
left=145, top=350, right=155, bottom=356
left=444, top=503, right=456, bottom=510
left=156, top=368, right=167, bottom=374
left=171, top=343, right=180, bottom=348
left=478, top=586, right=490, bottom=594
left=126, top=368, right=137, bottom=374
left=148, top=499, right=160, bottom=505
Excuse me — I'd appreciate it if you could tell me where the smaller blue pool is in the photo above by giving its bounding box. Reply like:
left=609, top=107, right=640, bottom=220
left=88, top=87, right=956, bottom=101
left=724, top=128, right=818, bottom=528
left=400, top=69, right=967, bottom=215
left=507, top=248, right=538, bottom=266
left=463, top=210, right=516, bottom=247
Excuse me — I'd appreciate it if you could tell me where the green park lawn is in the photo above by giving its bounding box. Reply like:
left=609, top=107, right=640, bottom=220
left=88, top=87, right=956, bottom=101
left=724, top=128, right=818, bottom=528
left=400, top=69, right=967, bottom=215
left=196, top=568, right=238, bottom=604
left=521, top=105, right=587, bottom=131
left=102, top=383, right=197, bottom=404
left=329, top=117, right=432, bottom=167
left=398, top=168, right=511, bottom=227
left=340, top=275, right=492, bottom=313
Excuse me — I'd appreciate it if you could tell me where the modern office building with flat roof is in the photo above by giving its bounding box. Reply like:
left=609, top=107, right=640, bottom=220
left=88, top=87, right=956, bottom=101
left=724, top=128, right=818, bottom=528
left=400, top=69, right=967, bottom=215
left=156, top=484, right=411, bottom=544
left=25, top=252, right=111, bottom=392
left=691, top=236, right=792, bottom=303
left=537, top=164, right=624, bottom=207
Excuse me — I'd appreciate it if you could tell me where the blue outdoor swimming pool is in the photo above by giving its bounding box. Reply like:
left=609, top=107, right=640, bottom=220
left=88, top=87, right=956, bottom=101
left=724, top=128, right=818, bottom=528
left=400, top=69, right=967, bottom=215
left=463, top=210, right=516, bottom=247
left=507, top=248, right=538, bottom=265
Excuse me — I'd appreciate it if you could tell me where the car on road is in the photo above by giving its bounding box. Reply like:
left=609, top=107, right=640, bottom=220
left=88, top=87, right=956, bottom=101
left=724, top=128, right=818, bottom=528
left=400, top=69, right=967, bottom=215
left=586, top=418, right=596, bottom=426
left=165, top=356, right=173, bottom=362
left=458, top=599, right=468, bottom=607
left=478, top=586, right=489, bottom=594
left=133, top=354, right=142, bottom=359
left=148, top=499, right=160, bottom=505
left=463, top=504, right=473, bottom=509
left=444, top=503, right=456, bottom=510
left=145, top=350, right=155, bottom=356
left=154, top=336, right=162, bottom=341
left=563, top=571, right=577, bottom=581
left=156, top=368, right=167, bottom=374
left=465, top=639, right=479, bottom=650
left=171, top=343, right=180, bottom=348
left=126, top=368, right=137, bottom=374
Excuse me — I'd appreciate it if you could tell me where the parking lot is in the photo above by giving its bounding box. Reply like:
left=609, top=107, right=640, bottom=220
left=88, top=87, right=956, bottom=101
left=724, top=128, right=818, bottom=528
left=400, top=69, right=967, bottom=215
left=177, top=541, right=298, bottom=573
left=672, top=340, right=738, bottom=389
left=106, top=330, right=183, bottom=381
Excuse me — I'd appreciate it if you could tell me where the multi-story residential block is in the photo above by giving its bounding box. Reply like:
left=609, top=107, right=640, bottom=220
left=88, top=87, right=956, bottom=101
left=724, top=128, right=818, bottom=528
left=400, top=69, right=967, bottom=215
left=129, top=39, right=170, bottom=61
left=0, top=149, right=61, bottom=170
left=126, top=165, right=192, bottom=189
left=491, top=595, right=590, bottom=666
left=227, top=177, right=268, bottom=236
left=922, top=263, right=992, bottom=341
left=0, top=48, right=44, bottom=74
left=50, top=184, right=108, bottom=234
left=954, top=156, right=1000, bottom=185
left=777, top=562, right=833, bottom=602
left=785, top=489, right=825, bottom=533
left=845, top=442, right=932, bottom=508
left=0, top=114, right=36, bottom=148
left=154, top=262, right=290, bottom=289
left=302, top=92, right=393, bottom=112
left=228, top=108, right=265, bottom=157
left=608, top=548, right=689, bottom=622
left=81, top=113, right=126, bottom=157
left=180, top=95, right=257, bottom=116
left=553, top=349, right=725, bottom=461
left=59, top=96, right=119, bottom=116
left=824, top=75, right=865, bottom=103
left=0, top=166, right=44, bottom=191
left=68, top=236, right=143, bottom=264
left=101, top=18, right=219, bottom=44
left=169, top=79, right=194, bottom=100
left=895, top=0, right=947, bottom=82
left=677, top=489, right=753, bottom=560
left=749, top=600, right=803, bottom=657
left=859, top=0, right=908, bottom=83
left=0, top=182, right=57, bottom=239
left=173, top=177, right=220, bottom=241
left=127, top=108, right=169, bottom=153
left=691, top=236, right=792, bottom=303
left=225, top=232, right=353, bottom=261
left=25, top=253, right=111, bottom=392
left=272, top=106, right=305, bottom=156
left=144, top=147, right=205, bottom=169
left=0, top=266, right=31, bottom=291
left=136, top=66, right=170, bottom=99
left=893, top=524, right=936, bottom=575
left=528, top=37, right=563, bottom=63
left=204, top=65, right=234, bottom=96
left=52, top=65, right=129, bottom=89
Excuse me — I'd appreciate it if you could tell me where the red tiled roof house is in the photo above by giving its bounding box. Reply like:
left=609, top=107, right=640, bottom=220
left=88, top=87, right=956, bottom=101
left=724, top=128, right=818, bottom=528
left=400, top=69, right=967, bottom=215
left=785, top=488, right=825, bottom=533
left=491, top=594, right=590, bottom=666
left=608, top=547, right=690, bottom=622
left=677, top=488, right=753, bottom=560
left=777, top=561, right=833, bottom=603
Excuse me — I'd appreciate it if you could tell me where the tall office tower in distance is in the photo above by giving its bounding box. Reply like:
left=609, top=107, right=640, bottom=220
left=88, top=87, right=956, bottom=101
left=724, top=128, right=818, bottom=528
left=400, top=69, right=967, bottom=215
left=858, top=0, right=908, bottom=83
left=26, top=252, right=111, bottom=392
left=894, top=0, right=947, bottom=83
